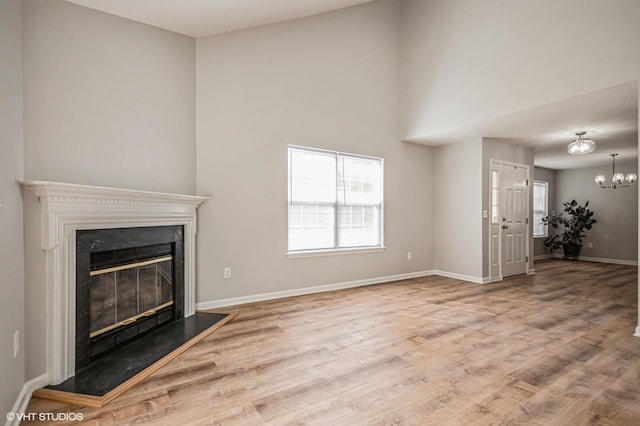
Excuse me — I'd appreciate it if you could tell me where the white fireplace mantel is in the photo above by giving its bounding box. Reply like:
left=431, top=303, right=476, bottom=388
left=22, top=181, right=209, bottom=385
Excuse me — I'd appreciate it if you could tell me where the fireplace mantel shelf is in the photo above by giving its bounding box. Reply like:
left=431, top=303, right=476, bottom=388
left=22, top=180, right=208, bottom=385
left=22, top=181, right=210, bottom=208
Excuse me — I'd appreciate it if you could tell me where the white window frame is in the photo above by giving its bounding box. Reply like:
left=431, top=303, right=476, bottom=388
left=533, top=180, right=548, bottom=238
left=287, top=145, right=384, bottom=258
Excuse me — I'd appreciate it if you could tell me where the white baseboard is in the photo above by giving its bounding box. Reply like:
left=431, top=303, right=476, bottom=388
left=196, top=270, right=437, bottom=310
left=6, top=373, right=48, bottom=426
left=196, top=268, right=497, bottom=310
left=537, top=253, right=637, bottom=265
left=431, top=270, right=489, bottom=284
left=534, top=254, right=554, bottom=260
left=574, top=255, right=637, bottom=266
left=635, top=326, right=640, bottom=338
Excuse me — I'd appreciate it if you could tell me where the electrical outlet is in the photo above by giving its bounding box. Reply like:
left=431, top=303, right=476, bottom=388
left=407, top=251, right=412, bottom=260
left=223, top=267, right=232, bottom=279
left=13, top=331, right=19, bottom=358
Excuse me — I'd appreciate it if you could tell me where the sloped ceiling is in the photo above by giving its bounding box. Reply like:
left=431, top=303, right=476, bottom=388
left=65, top=0, right=374, bottom=37
left=406, top=81, right=638, bottom=170
left=64, top=1, right=637, bottom=170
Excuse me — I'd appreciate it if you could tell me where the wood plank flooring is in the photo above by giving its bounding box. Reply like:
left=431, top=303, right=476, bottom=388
left=24, top=260, right=640, bottom=425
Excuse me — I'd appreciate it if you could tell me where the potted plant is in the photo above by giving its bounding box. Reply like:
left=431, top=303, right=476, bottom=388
left=542, top=200, right=597, bottom=259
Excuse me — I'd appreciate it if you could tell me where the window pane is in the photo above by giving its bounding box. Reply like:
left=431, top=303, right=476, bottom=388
left=288, top=204, right=335, bottom=251
left=338, top=205, right=380, bottom=247
left=533, top=188, right=545, bottom=211
left=338, top=155, right=382, bottom=205
left=290, top=149, right=336, bottom=203
left=491, top=206, right=499, bottom=224
left=533, top=181, right=548, bottom=237
left=491, top=170, right=499, bottom=188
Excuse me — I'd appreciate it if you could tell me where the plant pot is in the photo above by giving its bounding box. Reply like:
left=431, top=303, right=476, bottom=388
left=563, top=244, right=582, bottom=260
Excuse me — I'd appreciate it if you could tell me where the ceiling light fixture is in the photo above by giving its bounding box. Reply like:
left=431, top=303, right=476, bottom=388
left=567, top=131, right=596, bottom=154
left=595, top=154, right=637, bottom=189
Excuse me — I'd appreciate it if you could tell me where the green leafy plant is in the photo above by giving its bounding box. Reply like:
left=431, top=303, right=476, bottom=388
left=542, top=200, right=597, bottom=251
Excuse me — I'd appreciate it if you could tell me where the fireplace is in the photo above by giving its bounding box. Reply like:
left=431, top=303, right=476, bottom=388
left=76, top=226, right=184, bottom=369
left=22, top=181, right=208, bottom=385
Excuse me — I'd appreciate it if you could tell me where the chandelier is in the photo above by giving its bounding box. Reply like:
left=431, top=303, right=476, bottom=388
left=567, top=131, right=596, bottom=154
left=595, top=154, right=637, bottom=189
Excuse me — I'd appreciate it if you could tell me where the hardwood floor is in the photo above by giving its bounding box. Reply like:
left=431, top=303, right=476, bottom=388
left=24, top=260, right=640, bottom=425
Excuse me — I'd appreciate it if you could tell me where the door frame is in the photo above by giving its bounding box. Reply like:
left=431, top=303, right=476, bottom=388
left=489, top=158, right=531, bottom=282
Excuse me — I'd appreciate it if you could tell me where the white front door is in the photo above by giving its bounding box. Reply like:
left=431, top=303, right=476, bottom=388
left=500, top=163, right=528, bottom=277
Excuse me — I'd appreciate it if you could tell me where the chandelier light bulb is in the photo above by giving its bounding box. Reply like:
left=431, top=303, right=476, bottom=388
left=594, top=175, right=606, bottom=185
left=626, top=173, right=638, bottom=183
left=613, top=173, right=625, bottom=185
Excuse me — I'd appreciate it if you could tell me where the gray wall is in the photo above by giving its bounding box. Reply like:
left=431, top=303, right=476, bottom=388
left=554, top=160, right=638, bottom=262
left=433, top=138, right=483, bottom=279
left=0, top=0, right=26, bottom=415
left=533, top=167, right=556, bottom=258
left=22, top=0, right=197, bottom=381
left=23, top=0, right=196, bottom=194
left=195, top=0, right=435, bottom=302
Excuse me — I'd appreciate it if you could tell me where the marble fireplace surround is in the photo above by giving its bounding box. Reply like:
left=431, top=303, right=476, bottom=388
left=22, top=181, right=209, bottom=385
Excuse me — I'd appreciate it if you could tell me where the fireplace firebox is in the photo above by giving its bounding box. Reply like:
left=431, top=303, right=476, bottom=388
left=76, top=226, right=184, bottom=370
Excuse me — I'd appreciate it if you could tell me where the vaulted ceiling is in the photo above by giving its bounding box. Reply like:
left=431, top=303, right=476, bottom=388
left=64, top=0, right=638, bottom=171
left=66, top=0, right=374, bottom=37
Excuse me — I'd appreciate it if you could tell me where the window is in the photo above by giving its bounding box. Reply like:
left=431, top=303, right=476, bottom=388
left=490, top=170, right=499, bottom=224
left=288, top=146, right=383, bottom=254
left=533, top=181, right=548, bottom=237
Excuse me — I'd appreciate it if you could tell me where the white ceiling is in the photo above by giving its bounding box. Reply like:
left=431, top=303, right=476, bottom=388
left=65, top=0, right=374, bottom=38
left=407, top=81, right=639, bottom=170
left=65, top=1, right=638, bottom=171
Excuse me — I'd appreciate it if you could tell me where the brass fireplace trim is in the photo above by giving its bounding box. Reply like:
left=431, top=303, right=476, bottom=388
left=89, top=301, right=175, bottom=338
left=89, top=255, right=173, bottom=276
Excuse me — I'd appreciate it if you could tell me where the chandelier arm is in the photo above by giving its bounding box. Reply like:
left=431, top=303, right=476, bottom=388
left=612, top=154, right=616, bottom=176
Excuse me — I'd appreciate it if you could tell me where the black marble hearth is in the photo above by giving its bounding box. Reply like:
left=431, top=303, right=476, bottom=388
left=42, top=312, right=231, bottom=397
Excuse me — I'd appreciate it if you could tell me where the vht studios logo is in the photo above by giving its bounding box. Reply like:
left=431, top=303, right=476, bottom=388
left=6, top=411, right=84, bottom=422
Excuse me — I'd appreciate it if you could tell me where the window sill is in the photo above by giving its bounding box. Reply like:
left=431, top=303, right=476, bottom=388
left=287, top=246, right=385, bottom=259
left=533, top=236, right=548, bottom=239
